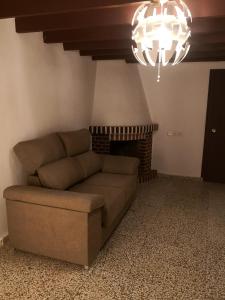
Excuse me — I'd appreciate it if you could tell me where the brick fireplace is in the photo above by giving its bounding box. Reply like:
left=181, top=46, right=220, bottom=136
left=89, top=124, right=158, bottom=183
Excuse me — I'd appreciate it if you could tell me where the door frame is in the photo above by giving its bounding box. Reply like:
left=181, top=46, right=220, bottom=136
left=201, top=69, right=225, bottom=182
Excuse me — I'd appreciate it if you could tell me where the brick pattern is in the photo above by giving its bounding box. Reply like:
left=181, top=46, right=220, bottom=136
left=89, top=125, right=158, bottom=183
left=92, top=135, right=110, bottom=154
left=137, top=133, right=156, bottom=183
left=90, top=124, right=158, bottom=141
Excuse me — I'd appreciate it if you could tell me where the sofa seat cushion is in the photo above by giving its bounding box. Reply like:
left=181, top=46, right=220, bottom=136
left=76, top=151, right=102, bottom=178
left=38, top=157, right=85, bottom=190
left=69, top=183, right=126, bottom=227
left=84, top=173, right=137, bottom=200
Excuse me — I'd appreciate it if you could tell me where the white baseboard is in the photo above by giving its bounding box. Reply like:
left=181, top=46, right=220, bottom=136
left=158, top=173, right=202, bottom=181
left=0, top=234, right=8, bottom=248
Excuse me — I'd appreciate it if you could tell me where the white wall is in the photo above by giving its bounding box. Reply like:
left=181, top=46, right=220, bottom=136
left=139, top=62, right=225, bottom=177
left=1, top=18, right=225, bottom=239
left=91, top=60, right=151, bottom=125
left=0, top=19, right=96, bottom=239
left=92, top=60, right=225, bottom=178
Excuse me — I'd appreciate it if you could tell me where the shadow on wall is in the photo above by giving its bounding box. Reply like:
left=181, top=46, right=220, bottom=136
left=0, top=19, right=97, bottom=238
left=91, top=60, right=152, bottom=126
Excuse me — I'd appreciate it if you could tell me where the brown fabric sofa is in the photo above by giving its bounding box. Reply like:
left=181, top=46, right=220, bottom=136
left=4, top=129, right=139, bottom=267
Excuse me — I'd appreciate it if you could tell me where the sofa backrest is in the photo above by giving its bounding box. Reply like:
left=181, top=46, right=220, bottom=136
left=58, top=129, right=91, bottom=157
left=14, top=129, right=102, bottom=190
left=37, top=157, right=85, bottom=190
left=14, top=133, right=66, bottom=175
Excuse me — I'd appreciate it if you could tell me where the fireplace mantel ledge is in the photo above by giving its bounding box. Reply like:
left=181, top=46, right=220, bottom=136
left=89, top=124, right=158, bottom=136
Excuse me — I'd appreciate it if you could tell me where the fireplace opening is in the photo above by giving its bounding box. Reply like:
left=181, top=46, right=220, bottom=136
left=89, top=125, right=158, bottom=183
left=110, top=141, right=139, bottom=158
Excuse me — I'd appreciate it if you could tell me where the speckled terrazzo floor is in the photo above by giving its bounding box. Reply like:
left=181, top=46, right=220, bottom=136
left=1, top=176, right=225, bottom=300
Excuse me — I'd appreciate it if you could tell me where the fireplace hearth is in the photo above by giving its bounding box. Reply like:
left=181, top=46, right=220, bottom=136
left=89, top=125, right=158, bottom=183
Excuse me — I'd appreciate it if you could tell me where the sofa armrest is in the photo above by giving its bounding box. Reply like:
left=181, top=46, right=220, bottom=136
left=101, top=155, right=140, bottom=175
left=4, top=186, right=104, bottom=213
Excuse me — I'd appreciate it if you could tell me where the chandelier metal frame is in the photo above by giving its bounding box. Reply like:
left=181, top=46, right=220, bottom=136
left=132, top=0, right=192, bottom=81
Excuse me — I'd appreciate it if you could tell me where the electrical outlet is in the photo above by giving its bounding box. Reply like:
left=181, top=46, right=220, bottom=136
left=167, top=131, right=182, bottom=137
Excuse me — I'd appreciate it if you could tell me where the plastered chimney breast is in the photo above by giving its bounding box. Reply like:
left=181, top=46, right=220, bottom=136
left=91, top=61, right=151, bottom=126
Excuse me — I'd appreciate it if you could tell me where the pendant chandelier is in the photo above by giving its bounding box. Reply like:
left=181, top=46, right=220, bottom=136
left=132, top=0, right=192, bottom=82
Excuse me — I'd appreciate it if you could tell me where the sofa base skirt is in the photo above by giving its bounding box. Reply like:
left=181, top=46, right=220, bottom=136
left=102, top=193, right=136, bottom=245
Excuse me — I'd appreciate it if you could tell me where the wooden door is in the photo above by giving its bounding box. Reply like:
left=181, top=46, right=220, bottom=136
left=202, top=69, right=225, bottom=183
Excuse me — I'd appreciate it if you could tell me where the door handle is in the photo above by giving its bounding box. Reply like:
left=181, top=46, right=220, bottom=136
left=211, top=128, right=217, bottom=133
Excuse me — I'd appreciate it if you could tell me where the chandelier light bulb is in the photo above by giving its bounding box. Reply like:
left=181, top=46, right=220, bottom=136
left=132, top=0, right=192, bottom=81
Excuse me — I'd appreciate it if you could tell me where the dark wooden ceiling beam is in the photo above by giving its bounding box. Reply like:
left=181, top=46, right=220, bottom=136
left=44, top=25, right=132, bottom=43
left=69, top=42, right=225, bottom=55
left=185, top=52, right=225, bottom=62
left=16, top=5, right=138, bottom=33
left=64, top=40, right=133, bottom=51
left=0, top=1, right=145, bottom=18
left=192, top=17, right=225, bottom=35
left=77, top=41, right=225, bottom=53
left=1, top=0, right=225, bottom=19
left=92, top=54, right=134, bottom=61
left=186, top=57, right=225, bottom=62
left=16, top=8, right=225, bottom=36
left=191, top=43, right=225, bottom=53
left=126, top=57, right=225, bottom=63
left=94, top=50, right=225, bottom=63
left=80, top=49, right=132, bottom=56
left=191, top=33, right=225, bottom=45
left=189, top=51, right=225, bottom=58
left=45, top=25, right=225, bottom=47
left=80, top=44, right=225, bottom=58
